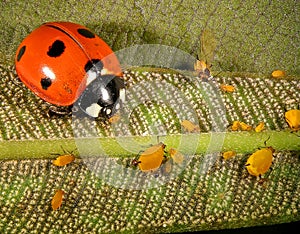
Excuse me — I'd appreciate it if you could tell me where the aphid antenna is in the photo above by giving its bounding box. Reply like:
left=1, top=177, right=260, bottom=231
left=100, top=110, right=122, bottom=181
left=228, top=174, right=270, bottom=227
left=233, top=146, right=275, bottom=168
left=263, top=136, right=271, bottom=147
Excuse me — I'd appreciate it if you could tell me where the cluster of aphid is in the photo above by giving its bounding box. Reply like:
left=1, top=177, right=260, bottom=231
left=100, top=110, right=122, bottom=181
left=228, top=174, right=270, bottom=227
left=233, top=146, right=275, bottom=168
left=194, top=60, right=300, bottom=178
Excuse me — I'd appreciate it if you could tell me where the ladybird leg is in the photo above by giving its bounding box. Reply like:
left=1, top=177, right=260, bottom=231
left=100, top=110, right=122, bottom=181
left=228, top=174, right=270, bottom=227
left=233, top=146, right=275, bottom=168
left=245, top=163, right=250, bottom=167
left=47, top=105, right=72, bottom=117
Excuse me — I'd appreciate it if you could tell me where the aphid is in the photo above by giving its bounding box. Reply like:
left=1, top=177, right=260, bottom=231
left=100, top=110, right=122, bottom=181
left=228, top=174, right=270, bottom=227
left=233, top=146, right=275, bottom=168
left=245, top=147, right=274, bottom=177
left=169, top=148, right=184, bottom=164
left=222, top=150, right=236, bottom=160
left=231, top=121, right=240, bottom=131
left=108, top=114, right=120, bottom=124
left=51, top=189, right=64, bottom=210
left=285, top=109, right=300, bottom=131
left=52, top=148, right=75, bottom=166
left=194, top=59, right=211, bottom=81
left=133, top=142, right=166, bottom=172
left=271, top=70, right=286, bottom=78
left=240, top=122, right=252, bottom=131
left=220, top=84, right=235, bottom=92
left=255, top=122, right=265, bottom=132
left=181, top=120, right=200, bottom=133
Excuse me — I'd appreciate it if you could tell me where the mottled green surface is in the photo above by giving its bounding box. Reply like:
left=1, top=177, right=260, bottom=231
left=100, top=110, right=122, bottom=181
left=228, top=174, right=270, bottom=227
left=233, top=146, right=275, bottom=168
left=0, top=0, right=299, bottom=74
left=0, top=0, right=300, bottom=233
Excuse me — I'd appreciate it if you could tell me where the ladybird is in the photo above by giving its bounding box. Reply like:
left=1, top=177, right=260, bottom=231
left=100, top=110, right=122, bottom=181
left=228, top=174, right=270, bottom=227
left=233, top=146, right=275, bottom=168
left=285, top=109, right=300, bottom=131
left=169, top=148, right=184, bottom=164
left=194, top=59, right=211, bottom=81
left=181, top=120, right=200, bottom=133
left=51, top=189, right=64, bottom=210
left=222, top=150, right=236, bottom=160
left=271, top=70, right=286, bottom=78
left=15, top=22, right=125, bottom=118
left=132, top=142, right=166, bottom=172
left=220, top=84, right=235, bottom=92
left=53, top=154, right=75, bottom=166
left=245, top=147, right=274, bottom=177
left=255, top=122, right=265, bottom=133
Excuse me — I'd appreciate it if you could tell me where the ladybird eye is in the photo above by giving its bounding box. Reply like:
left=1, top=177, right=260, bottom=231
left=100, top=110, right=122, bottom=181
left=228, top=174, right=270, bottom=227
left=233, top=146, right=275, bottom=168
left=17, top=45, right=26, bottom=62
left=47, top=40, right=65, bottom=57
left=41, top=77, right=52, bottom=90
left=77, top=28, right=95, bottom=38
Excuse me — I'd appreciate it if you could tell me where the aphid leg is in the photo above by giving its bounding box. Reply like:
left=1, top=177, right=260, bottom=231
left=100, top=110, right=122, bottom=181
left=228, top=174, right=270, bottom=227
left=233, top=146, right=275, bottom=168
left=263, top=136, right=271, bottom=147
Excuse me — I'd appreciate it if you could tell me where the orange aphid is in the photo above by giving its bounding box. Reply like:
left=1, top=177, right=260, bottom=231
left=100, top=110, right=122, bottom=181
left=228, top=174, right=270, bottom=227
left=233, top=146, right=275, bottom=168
left=108, top=114, right=120, bottom=124
left=285, top=109, right=300, bottom=131
left=222, top=150, right=236, bottom=160
left=134, top=142, right=166, bottom=172
left=169, top=148, right=184, bottom=164
left=51, top=189, right=64, bottom=210
left=245, top=147, right=274, bottom=177
left=255, top=122, right=265, bottom=132
left=271, top=70, right=286, bottom=78
left=53, top=154, right=75, bottom=166
left=181, top=120, right=200, bottom=133
left=220, top=84, right=235, bottom=92
left=231, top=121, right=240, bottom=131
left=240, top=122, right=252, bottom=131
left=194, top=60, right=211, bottom=81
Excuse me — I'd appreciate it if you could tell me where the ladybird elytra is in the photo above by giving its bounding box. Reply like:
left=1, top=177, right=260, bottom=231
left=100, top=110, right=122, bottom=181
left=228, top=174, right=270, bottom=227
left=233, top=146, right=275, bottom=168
left=51, top=189, right=64, bottom=210
left=245, top=147, right=274, bottom=177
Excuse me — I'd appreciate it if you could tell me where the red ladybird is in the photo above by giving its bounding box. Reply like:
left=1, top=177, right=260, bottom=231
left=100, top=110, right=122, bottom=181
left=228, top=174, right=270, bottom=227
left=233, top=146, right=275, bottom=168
left=15, top=22, right=125, bottom=118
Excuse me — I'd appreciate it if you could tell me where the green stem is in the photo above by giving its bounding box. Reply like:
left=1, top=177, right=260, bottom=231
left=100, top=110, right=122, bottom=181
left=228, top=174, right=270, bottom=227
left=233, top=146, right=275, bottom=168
left=0, top=130, right=298, bottom=160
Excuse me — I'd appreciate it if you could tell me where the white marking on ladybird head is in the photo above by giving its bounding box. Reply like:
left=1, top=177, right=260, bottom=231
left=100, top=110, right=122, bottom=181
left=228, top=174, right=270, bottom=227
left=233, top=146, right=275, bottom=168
left=42, top=66, right=56, bottom=80
left=86, top=103, right=102, bottom=118
left=101, top=87, right=110, bottom=101
left=106, top=108, right=112, bottom=115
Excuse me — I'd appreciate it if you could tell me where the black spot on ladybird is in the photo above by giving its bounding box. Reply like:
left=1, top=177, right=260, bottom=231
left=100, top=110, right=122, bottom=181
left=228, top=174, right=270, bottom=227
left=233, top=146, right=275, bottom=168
left=47, top=40, right=65, bottom=57
left=78, top=28, right=95, bottom=38
left=84, top=59, right=103, bottom=73
left=17, top=46, right=26, bottom=62
left=41, top=77, right=52, bottom=90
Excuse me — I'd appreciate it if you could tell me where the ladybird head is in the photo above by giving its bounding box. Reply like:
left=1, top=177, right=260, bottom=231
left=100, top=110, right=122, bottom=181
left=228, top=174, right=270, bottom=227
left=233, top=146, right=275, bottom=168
left=75, top=73, right=125, bottom=118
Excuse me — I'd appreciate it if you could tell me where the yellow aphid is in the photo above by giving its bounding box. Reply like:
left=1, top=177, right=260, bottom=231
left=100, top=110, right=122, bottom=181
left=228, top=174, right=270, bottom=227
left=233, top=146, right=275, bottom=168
left=181, top=120, right=200, bottom=133
left=53, top=154, right=75, bottom=167
left=51, top=189, right=64, bottom=211
left=255, top=122, right=265, bottom=132
left=240, top=122, right=252, bottom=131
left=220, top=84, right=235, bottom=92
left=231, top=121, right=240, bottom=131
left=245, top=147, right=274, bottom=177
left=169, top=148, right=184, bottom=164
left=271, top=70, right=286, bottom=78
left=134, top=142, right=166, bottom=172
left=108, top=114, right=120, bottom=124
left=285, top=109, right=300, bottom=131
left=194, top=60, right=211, bottom=81
left=222, top=151, right=236, bottom=160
